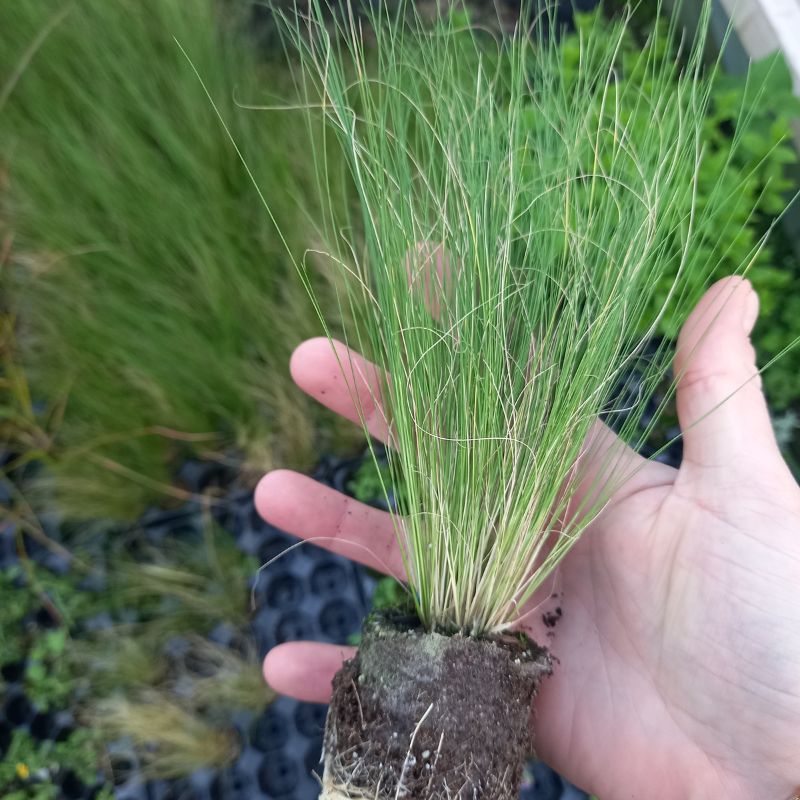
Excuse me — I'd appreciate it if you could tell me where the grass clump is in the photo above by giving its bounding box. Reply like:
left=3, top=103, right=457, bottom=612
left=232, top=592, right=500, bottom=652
left=111, top=530, right=258, bottom=638
left=84, top=636, right=269, bottom=780
left=276, top=1, right=783, bottom=636
left=91, top=693, right=239, bottom=779
left=0, top=0, right=350, bottom=519
left=74, top=633, right=165, bottom=697
left=74, top=536, right=270, bottom=781
left=172, top=636, right=273, bottom=712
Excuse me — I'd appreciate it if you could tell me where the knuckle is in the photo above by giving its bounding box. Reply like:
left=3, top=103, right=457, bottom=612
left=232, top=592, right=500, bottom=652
left=679, top=366, right=762, bottom=400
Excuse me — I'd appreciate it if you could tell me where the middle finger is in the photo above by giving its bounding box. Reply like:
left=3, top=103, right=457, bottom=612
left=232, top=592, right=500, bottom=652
left=255, top=469, right=405, bottom=579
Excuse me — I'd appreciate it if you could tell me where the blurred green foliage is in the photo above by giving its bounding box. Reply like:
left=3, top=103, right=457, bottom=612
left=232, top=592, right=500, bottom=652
left=0, top=564, right=112, bottom=797
left=24, top=628, right=71, bottom=711
left=348, top=460, right=392, bottom=504
left=0, top=728, right=110, bottom=800
left=0, top=0, right=352, bottom=520
left=370, top=575, right=409, bottom=610
left=562, top=11, right=800, bottom=409
left=0, top=564, right=103, bottom=673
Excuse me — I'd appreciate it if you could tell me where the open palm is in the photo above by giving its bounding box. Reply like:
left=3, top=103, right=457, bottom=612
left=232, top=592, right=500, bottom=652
left=258, top=277, right=800, bottom=800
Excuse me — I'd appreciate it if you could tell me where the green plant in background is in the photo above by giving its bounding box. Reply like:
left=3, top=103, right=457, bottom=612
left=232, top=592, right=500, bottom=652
left=348, top=460, right=394, bottom=504
left=369, top=575, right=408, bottom=611
left=0, top=727, right=110, bottom=800
left=0, top=560, right=119, bottom=779
left=0, top=0, right=353, bottom=520
left=753, top=229, right=800, bottom=411
left=0, top=563, right=104, bottom=681
left=0, top=567, right=34, bottom=666
left=24, top=628, right=71, bottom=711
left=1, top=730, right=61, bottom=800
left=50, top=730, right=106, bottom=788
left=347, top=458, right=410, bottom=509
left=112, top=527, right=258, bottom=639
left=561, top=11, right=800, bottom=409
left=91, top=693, right=239, bottom=779
left=0, top=561, right=121, bottom=750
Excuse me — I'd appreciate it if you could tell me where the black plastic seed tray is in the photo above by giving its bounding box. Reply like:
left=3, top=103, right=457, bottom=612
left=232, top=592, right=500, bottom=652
left=229, top=459, right=370, bottom=799
left=234, top=697, right=326, bottom=800
left=521, top=761, right=590, bottom=800
left=250, top=534, right=369, bottom=657
left=136, top=457, right=370, bottom=800
left=227, top=457, right=375, bottom=660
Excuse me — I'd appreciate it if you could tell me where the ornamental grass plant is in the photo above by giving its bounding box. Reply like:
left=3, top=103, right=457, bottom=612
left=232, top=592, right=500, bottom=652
left=282, top=0, right=767, bottom=635
left=249, top=2, right=792, bottom=797
left=0, top=0, right=351, bottom=520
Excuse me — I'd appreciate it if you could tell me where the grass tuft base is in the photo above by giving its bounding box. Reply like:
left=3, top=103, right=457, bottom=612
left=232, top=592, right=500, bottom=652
left=322, top=612, right=552, bottom=799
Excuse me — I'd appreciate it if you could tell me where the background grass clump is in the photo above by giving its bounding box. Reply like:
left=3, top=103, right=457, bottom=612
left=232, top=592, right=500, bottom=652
left=0, top=0, right=351, bottom=520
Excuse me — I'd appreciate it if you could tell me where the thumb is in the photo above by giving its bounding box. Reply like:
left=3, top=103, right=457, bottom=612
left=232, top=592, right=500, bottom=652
left=674, top=276, right=780, bottom=473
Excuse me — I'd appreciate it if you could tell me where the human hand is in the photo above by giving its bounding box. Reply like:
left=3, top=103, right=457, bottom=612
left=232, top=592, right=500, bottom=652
left=257, top=276, right=800, bottom=800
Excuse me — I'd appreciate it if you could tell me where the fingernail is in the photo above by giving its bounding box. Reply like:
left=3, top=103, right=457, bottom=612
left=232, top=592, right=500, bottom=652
left=741, top=289, right=759, bottom=334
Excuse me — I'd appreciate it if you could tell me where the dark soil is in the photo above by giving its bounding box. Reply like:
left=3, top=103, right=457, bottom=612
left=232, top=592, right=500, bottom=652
left=324, top=611, right=553, bottom=800
left=542, top=607, right=562, bottom=629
